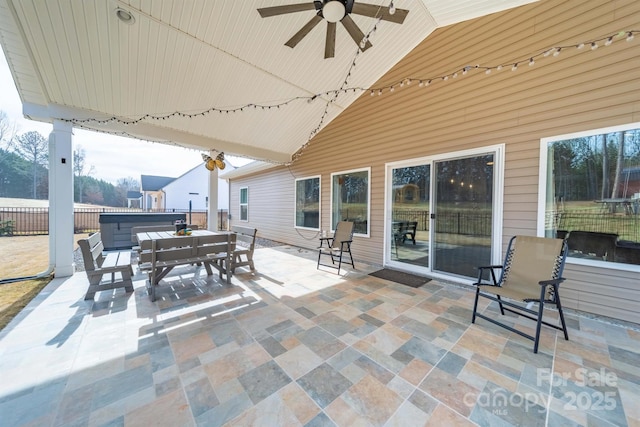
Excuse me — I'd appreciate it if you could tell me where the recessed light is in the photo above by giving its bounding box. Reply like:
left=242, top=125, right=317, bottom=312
left=115, top=8, right=135, bottom=25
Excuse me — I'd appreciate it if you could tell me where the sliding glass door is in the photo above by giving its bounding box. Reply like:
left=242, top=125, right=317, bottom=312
left=390, top=164, right=430, bottom=267
left=432, top=154, right=494, bottom=278
left=386, top=147, right=501, bottom=281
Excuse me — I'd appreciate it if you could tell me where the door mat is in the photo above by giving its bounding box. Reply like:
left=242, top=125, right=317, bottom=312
left=368, top=269, right=431, bottom=288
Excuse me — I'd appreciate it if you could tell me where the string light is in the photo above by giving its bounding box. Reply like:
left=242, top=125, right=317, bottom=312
left=57, top=28, right=638, bottom=165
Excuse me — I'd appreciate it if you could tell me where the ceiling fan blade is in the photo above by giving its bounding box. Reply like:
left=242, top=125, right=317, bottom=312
left=325, top=22, right=336, bottom=58
left=345, top=0, right=355, bottom=14
left=258, top=3, right=317, bottom=18
left=341, top=15, right=372, bottom=51
left=285, top=15, right=323, bottom=48
left=351, top=3, right=409, bottom=24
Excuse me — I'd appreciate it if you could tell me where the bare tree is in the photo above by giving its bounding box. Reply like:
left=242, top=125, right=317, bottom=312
left=0, top=111, right=18, bottom=147
left=116, top=177, right=140, bottom=207
left=12, top=131, right=48, bottom=198
left=73, top=145, right=95, bottom=203
left=116, top=176, right=140, bottom=191
left=610, top=131, right=626, bottom=199
left=597, top=134, right=609, bottom=200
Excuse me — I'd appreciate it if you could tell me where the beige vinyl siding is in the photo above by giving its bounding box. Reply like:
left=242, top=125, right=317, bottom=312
left=562, top=264, right=640, bottom=325
left=229, top=168, right=294, bottom=243
left=230, top=0, right=640, bottom=324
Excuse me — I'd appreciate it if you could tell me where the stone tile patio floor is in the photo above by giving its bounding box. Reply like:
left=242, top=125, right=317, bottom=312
left=0, top=245, right=638, bottom=427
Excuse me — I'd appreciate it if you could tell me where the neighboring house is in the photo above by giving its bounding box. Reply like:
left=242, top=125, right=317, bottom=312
left=126, top=190, right=142, bottom=208
left=225, top=0, right=640, bottom=324
left=393, top=184, right=420, bottom=204
left=618, top=167, right=640, bottom=197
left=140, top=175, right=176, bottom=211
left=141, top=163, right=234, bottom=211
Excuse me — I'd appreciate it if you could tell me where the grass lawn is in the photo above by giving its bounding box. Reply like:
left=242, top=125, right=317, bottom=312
left=0, top=234, right=88, bottom=331
left=0, top=277, right=51, bottom=331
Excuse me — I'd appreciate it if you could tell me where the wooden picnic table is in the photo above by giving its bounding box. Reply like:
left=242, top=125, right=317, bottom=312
left=135, top=229, right=216, bottom=243
left=136, top=229, right=235, bottom=301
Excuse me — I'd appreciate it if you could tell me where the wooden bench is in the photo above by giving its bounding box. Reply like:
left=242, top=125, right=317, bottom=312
left=78, top=232, right=134, bottom=300
left=229, top=225, right=257, bottom=273
left=139, top=233, right=236, bottom=301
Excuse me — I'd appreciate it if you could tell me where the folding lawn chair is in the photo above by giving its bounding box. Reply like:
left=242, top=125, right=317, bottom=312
left=471, top=235, right=569, bottom=353
left=317, top=221, right=355, bottom=274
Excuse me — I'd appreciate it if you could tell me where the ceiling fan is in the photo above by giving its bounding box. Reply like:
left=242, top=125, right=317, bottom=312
left=257, top=1, right=409, bottom=58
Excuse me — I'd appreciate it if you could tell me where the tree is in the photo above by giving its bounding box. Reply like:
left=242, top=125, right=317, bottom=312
left=73, top=145, right=95, bottom=203
left=12, top=131, right=48, bottom=199
left=116, top=176, right=140, bottom=191
left=0, top=149, right=32, bottom=197
left=0, top=110, right=18, bottom=147
left=610, top=131, right=625, bottom=199
left=116, top=177, right=140, bottom=207
left=0, top=111, right=20, bottom=196
left=598, top=134, right=609, bottom=199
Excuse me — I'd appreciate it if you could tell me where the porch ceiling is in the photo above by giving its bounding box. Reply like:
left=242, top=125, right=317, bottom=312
left=0, top=0, right=537, bottom=163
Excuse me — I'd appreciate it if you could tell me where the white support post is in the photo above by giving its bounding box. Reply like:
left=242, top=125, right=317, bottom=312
left=207, top=151, right=219, bottom=231
left=48, top=120, right=75, bottom=277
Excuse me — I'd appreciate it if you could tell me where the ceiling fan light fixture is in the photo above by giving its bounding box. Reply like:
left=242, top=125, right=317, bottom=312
left=323, top=1, right=346, bottom=23
left=258, top=0, right=409, bottom=58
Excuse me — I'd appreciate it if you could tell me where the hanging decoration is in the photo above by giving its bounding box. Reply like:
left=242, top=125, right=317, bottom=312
left=202, top=152, right=226, bottom=171
left=56, top=28, right=638, bottom=166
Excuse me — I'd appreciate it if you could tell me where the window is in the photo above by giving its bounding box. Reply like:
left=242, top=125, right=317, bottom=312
left=540, top=124, right=640, bottom=267
left=239, top=187, right=248, bottom=221
left=331, top=168, right=370, bottom=236
left=295, top=176, right=320, bottom=229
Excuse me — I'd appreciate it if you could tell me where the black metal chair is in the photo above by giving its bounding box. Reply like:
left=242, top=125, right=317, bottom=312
left=402, top=221, right=418, bottom=245
left=317, top=221, right=355, bottom=274
left=471, top=235, right=569, bottom=353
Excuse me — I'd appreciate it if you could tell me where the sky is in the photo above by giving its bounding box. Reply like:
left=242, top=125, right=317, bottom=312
left=0, top=49, right=249, bottom=185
